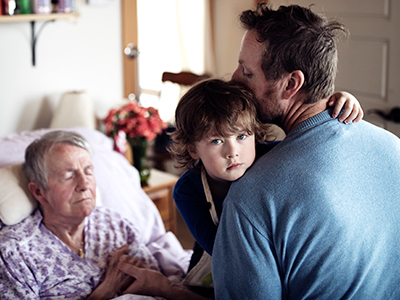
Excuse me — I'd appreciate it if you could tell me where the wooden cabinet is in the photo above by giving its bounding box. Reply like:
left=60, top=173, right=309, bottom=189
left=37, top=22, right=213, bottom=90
left=142, top=169, right=178, bottom=234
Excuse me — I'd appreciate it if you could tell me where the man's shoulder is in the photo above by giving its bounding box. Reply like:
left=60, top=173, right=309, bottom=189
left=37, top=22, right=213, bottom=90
left=358, top=119, right=400, bottom=140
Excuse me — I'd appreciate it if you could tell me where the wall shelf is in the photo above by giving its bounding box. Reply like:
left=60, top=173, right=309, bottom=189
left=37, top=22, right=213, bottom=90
left=0, top=13, right=79, bottom=23
left=0, top=13, right=79, bottom=65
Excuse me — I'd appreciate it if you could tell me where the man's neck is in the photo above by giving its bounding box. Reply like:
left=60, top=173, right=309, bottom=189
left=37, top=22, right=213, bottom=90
left=283, top=98, right=329, bottom=134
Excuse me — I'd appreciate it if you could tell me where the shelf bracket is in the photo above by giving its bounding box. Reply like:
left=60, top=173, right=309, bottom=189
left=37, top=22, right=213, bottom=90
left=30, top=19, right=54, bottom=66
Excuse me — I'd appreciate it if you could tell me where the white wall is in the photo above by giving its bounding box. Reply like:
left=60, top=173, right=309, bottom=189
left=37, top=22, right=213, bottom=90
left=0, top=0, right=254, bottom=137
left=0, top=1, right=123, bottom=137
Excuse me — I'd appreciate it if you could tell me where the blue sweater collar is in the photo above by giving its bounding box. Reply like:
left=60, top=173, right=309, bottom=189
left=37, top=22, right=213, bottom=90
left=288, top=108, right=333, bottom=136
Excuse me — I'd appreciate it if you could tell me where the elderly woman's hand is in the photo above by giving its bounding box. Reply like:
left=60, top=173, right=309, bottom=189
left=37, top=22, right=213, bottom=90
left=118, top=261, right=210, bottom=300
left=118, top=260, right=172, bottom=297
left=103, top=244, right=145, bottom=294
left=86, top=244, right=142, bottom=300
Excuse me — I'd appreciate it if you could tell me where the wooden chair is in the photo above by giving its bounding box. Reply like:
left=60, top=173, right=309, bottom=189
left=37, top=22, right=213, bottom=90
left=161, top=71, right=210, bottom=86
left=150, top=71, right=211, bottom=172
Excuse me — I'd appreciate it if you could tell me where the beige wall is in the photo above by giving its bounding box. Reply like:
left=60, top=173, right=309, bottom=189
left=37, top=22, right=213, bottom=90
left=213, top=0, right=254, bottom=79
left=0, top=1, right=125, bottom=137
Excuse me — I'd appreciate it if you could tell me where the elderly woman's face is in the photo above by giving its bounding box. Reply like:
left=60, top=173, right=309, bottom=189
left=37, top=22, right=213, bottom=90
left=41, top=144, right=96, bottom=222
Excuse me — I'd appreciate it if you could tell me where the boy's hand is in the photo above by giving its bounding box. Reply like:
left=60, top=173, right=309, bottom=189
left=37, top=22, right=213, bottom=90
left=328, top=91, right=364, bottom=124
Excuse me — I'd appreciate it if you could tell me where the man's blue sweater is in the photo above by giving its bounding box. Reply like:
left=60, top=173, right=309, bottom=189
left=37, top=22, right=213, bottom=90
left=213, top=109, right=400, bottom=299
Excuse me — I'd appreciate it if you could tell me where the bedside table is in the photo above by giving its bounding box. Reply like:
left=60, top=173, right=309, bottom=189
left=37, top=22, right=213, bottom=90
left=142, top=169, right=178, bottom=234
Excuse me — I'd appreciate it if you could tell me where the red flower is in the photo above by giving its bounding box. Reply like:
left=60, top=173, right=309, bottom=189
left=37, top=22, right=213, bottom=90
left=103, top=100, right=167, bottom=141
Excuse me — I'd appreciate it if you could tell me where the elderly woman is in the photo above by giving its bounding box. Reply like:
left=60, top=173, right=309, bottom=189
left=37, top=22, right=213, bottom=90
left=0, top=131, right=160, bottom=299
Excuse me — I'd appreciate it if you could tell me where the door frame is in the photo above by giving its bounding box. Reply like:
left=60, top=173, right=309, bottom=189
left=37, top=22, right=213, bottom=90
left=121, top=0, right=139, bottom=99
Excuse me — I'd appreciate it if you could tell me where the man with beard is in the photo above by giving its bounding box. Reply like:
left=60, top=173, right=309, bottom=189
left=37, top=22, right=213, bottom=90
left=212, top=4, right=400, bottom=299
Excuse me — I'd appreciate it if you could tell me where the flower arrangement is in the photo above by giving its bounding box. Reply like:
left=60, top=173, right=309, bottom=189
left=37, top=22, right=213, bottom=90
left=103, top=100, right=167, bottom=184
left=104, top=100, right=166, bottom=141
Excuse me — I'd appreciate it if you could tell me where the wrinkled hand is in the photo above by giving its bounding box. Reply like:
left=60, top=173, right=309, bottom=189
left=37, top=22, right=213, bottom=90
left=328, top=91, right=364, bottom=124
left=118, top=261, right=210, bottom=300
left=86, top=245, right=144, bottom=300
left=102, top=244, right=142, bottom=295
left=118, top=261, right=173, bottom=297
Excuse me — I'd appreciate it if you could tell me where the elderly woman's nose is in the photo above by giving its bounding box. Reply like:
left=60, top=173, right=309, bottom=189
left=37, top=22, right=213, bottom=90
left=76, top=173, right=90, bottom=190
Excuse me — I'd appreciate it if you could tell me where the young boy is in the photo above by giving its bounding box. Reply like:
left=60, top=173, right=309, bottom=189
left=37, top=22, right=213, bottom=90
left=168, top=79, right=362, bottom=283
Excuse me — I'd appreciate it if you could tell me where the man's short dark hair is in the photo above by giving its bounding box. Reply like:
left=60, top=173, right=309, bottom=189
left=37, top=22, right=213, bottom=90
left=239, top=4, right=348, bottom=103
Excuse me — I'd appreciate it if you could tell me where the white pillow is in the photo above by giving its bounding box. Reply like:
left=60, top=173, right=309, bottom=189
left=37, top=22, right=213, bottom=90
left=0, top=164, right=38, bottom=225
left=0, top=163, right=104, bottom=226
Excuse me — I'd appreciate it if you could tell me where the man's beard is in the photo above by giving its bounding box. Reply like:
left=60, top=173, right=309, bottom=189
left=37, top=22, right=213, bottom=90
left=257, top=84, right=284, bottom=127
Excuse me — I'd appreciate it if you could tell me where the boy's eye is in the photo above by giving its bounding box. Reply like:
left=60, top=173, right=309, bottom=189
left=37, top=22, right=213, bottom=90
left=211, top=139, right=222, bottom=145
left=237, top=134, right=247, bottom=140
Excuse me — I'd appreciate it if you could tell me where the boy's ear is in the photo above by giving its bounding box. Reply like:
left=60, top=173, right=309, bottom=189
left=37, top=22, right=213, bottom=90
left=28, top=182, right=48, bottom=205
left=187, top=145, right=200, bottom=160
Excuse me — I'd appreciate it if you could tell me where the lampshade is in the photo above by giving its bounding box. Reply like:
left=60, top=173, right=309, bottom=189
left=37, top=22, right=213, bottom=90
left=50, top=91, right=96, bottom=129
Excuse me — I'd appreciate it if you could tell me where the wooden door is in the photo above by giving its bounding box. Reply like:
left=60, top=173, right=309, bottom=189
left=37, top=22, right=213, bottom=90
left=121, top=0, right=139, bottom=99
left=269, top=0, right=400, bottom=136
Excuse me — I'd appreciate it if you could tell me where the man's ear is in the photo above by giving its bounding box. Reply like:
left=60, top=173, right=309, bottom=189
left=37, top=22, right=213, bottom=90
left=28, top=182, right=47, bottom=205
left=187, top=145, right=200, bottom=160
left=282, top=70, right=304, bottom=99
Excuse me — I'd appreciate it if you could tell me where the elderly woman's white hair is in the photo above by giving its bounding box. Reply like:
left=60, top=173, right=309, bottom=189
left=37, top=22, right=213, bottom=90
left=22, top=130, right=93, bottom=191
